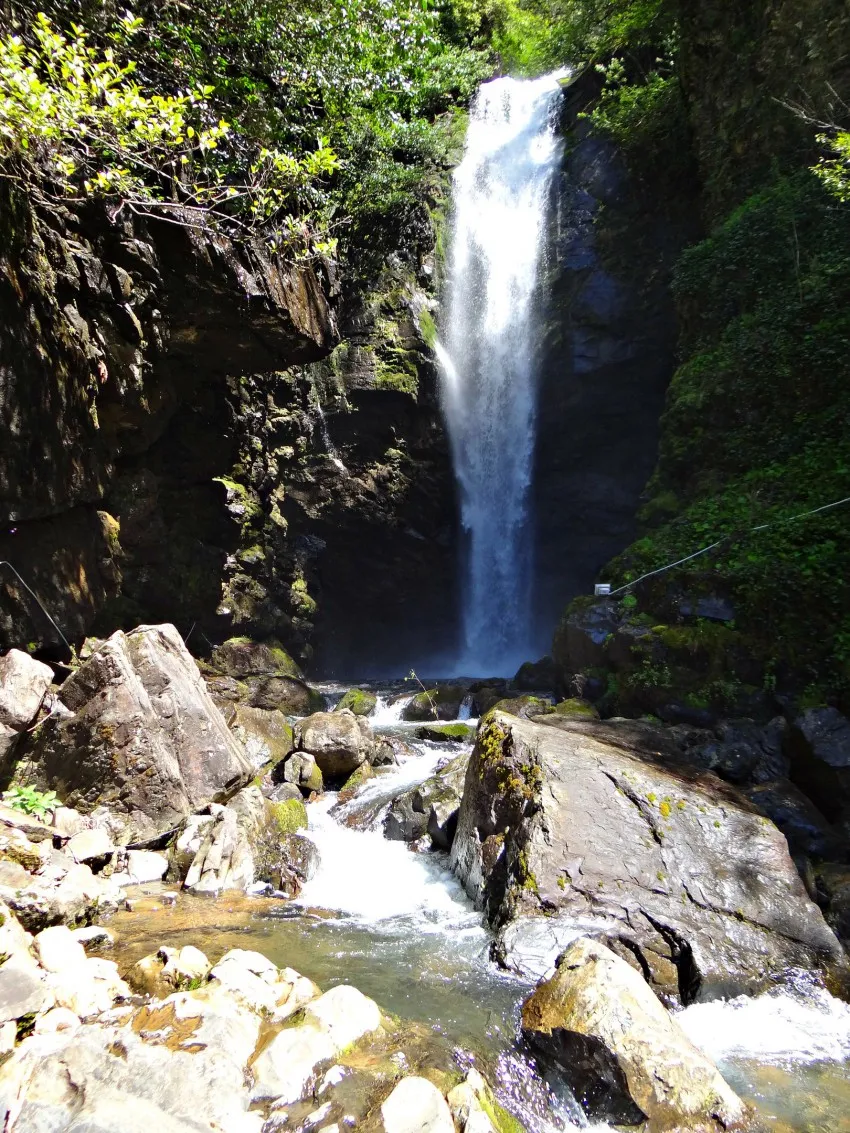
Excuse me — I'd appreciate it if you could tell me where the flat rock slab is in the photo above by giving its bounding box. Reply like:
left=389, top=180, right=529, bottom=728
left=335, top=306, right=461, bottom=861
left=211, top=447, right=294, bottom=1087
left=451, top=712, right=846, bottom=1002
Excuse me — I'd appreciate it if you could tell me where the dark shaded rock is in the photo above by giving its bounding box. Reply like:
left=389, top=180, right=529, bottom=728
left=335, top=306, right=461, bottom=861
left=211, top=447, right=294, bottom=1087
left=18, top=624, right=252, bottom=844
left=384, top=753, right=469, bottom=849
left=472, top=685, right=518, bottom=716
left=383, top=794, right=428, bottom=843
left=656, top=702, right=718, bottom=728
left=451, top=711, right=846, bottom=1003
left=687, top=719, right=788, bottom=784
left=521, top=938, right=746, bottom=1131
left=210, top=638, right=302, bottom=679
left=552, top=600, right=619, bottom=676
left=514, top=657, right=558, bottom=692
left=679, top=596, right=735, bottom=622
left=789, top=707, right=850, bottom=824
left=246, top=675, right=324, bottom=716
left=295, top=710, right=372, bottom=779
left=746, top=779, right=844, bottom=861
left=815, top=864, right=850, bottom=950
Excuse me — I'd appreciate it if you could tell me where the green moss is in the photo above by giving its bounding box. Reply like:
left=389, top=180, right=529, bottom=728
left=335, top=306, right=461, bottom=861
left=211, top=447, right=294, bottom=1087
left=549, top=698, right=599, bottom=720
left=269, top=798, right=308, bottom=834
left=335, top=688, right=377, bottom=716
left=415, top=723, right=474, bottom=742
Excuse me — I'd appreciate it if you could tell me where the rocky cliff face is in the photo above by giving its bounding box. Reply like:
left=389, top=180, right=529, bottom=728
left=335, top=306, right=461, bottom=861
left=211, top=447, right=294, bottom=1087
left=553, top=1, right=850, bottom=711
left=0, top=177, right=455, bottom=671
left=530, top=73, right=699, bottom=648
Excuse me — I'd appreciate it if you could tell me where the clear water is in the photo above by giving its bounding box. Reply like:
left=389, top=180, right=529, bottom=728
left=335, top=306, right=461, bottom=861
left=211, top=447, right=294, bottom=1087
left=439, top=72, right=566, bottom=676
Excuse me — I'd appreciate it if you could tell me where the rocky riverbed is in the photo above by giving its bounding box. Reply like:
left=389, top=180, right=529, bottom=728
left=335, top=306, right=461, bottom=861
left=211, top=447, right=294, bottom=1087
left=0, top=628, right=849, bottom=1131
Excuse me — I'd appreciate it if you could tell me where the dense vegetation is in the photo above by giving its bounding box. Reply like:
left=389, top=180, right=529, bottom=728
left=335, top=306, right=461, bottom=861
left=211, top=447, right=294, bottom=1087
left=0, top=0, right=496, bottom=260
left=548, top=0, right=850, bottom=711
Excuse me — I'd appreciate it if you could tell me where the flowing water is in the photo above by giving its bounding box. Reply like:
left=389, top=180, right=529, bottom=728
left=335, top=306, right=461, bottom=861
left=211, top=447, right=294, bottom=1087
left=110, top=696, right=850, bottom=1131
left=439, top=72, right=565, bottom=676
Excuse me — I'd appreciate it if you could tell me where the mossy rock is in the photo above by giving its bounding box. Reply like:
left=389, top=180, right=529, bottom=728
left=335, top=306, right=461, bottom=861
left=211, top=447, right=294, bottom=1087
left=415, top=723, right=475, bottom=743
left=549, top=698, right=600, bottom=720
left=211, top=638, right=302, bottom=680
left=247, top=676, right=325, bottom=716
left=269, top=797, right=308, bottom=834
left=337, top=762, right=374, bottom=805
left=489, top=696, right=551, bottom=720
left=335, top=688, right=377, bottom=717
left=402, top=685, right=465, bottom=722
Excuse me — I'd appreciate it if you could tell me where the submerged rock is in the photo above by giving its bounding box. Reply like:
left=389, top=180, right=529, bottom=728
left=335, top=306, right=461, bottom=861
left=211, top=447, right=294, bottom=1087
left=451, top=711, right=846, bottom=1002
left=17, top=624, right=252, bottom=845
left=522, top=938, right=746, bottom=1131
left=415, top=722, right=474, bottom=743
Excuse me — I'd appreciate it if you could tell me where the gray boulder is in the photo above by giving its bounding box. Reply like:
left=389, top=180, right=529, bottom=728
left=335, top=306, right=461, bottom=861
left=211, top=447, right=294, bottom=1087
left=295, top=710, right=372, bottom=780
left=451, top=712, right=846, bottom=1003
left=0, top=650, right=53, bottom=731
left=522, top=938, right=746, bottom=1131
left=18, top=625, right=252, bottom=844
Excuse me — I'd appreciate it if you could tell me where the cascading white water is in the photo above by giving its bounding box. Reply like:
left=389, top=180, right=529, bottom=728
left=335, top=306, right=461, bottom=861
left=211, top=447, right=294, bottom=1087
left=439, top=71, right=565, bottom=675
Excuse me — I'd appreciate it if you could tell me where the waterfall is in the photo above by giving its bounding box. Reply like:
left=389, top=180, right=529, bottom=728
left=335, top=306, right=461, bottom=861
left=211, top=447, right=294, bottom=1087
left=439, top=72, right=565, bottom=675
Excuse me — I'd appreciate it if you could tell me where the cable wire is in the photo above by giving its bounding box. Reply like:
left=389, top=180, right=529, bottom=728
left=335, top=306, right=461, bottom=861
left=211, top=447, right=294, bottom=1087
left=608, top=493, right=850, bottom=596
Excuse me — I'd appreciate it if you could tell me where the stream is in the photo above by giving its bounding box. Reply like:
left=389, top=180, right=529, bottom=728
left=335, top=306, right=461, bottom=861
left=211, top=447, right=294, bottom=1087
left=111, top=687, right=850, bottom=1133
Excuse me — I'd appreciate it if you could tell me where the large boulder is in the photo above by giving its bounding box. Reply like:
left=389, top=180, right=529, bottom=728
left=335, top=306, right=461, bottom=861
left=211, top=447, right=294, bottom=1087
left=0, top=650, right=53, bottom=731
left=450, top=712, right=846, bottom=1002
left=295, top=709, right=373, bottom=780
left=513, top=656, right=558, bottom=692
left=246, top=675, right=324, bottom=716
left=521, top=938, right=747, bottom=1131
left=16, top=625, right=252, bottom=844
